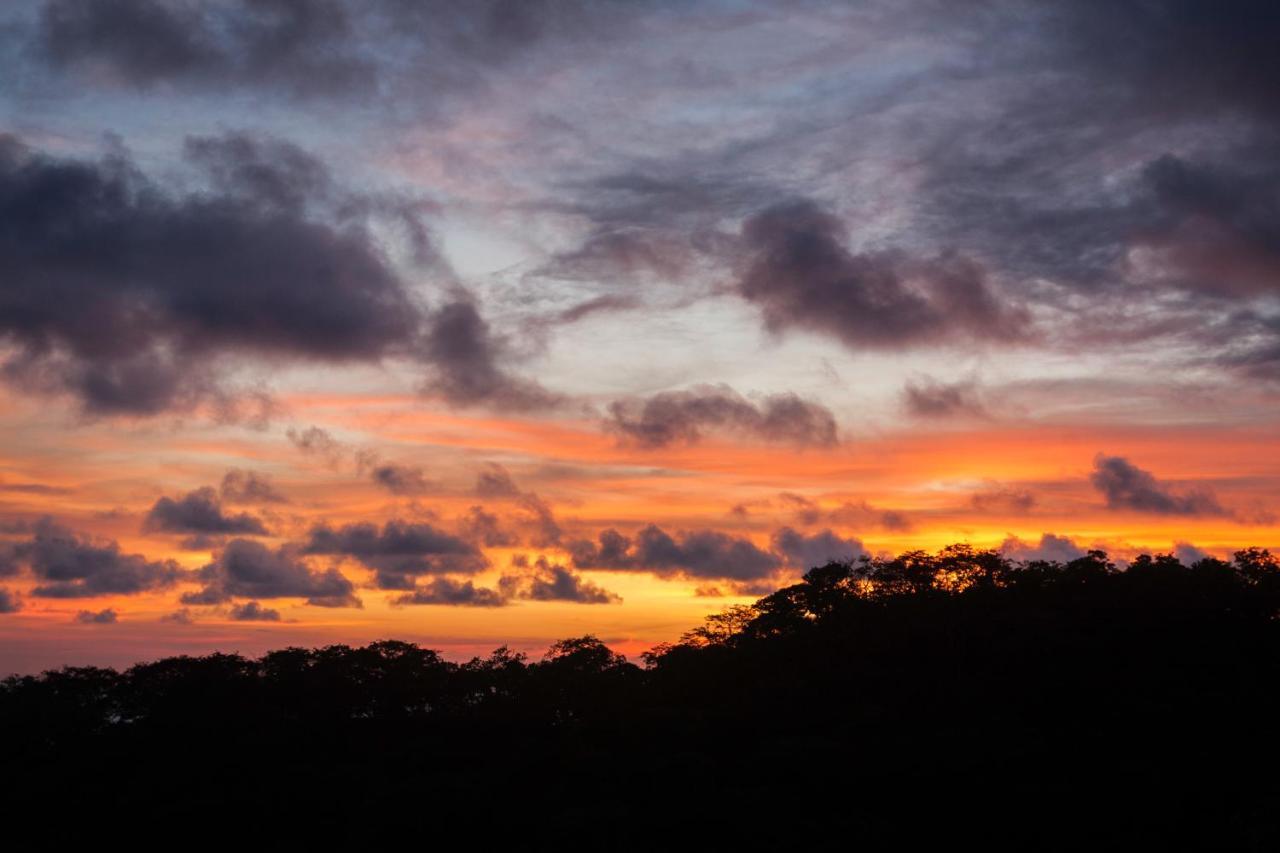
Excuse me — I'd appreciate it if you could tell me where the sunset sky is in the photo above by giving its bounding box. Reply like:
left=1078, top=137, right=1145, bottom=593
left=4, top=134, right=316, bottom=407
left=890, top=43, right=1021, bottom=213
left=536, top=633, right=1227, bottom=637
left=1, top=0, right=1277, bottom=674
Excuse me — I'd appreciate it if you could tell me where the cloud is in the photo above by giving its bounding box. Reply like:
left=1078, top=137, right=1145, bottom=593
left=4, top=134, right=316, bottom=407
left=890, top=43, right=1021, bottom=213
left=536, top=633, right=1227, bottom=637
left=220, top=469, right=288, bottom=504
left=286, top=426, right=346, bottom=466
left=36, top=0, right=377, bottom=98
left=770, top=527, right=866, bottom=570
left=1173, top=542, right=1213, bottom=565
left=0, top=132, right=421, bottom=414
left=31, top=0, right=644, bottom=101
left=499, top=557, right=620, bottom=604
left=368, top=462, right=436, bottom=496
left=0, top=133, right=549, bottom=415
left=1001, top=533, right=1086, bottom=564
left=457, top=506, right=519, bottom=548
left=184, top=539, right=360, bottom=607
left=475, top=463, right=522, bottom=498
left=902, top=378, right=987, bottom=419
left=75, top=608, right=118, bottom=624
left=570, top=525, right=782, bottom=581
left=736, top=199, right=1028, bottom=350
left=228, top=600, right=282, bottom=622
left=144, top=487, right=269, bottom=536
left=605, top=384, right=838, bottom=448
left=782, top=495, right=912, bottom=532
left=418, top=300, right=562, bottom=410
left=5, top=518, right=183, bottom=597
left=161, top=608, right=194, bottom=624
left=392, top=577, right=507, bottom=607
left=303, top=520, right=487, bottom=589
left=1090, top=454, right=1229, bottom=516
left=0, top=479, right=72, bottom=495
left=970, top=484, right=1037, bottom=513
left=0, top=587, right=20, bottom=613
left=472, top=464, right=562, bottom=546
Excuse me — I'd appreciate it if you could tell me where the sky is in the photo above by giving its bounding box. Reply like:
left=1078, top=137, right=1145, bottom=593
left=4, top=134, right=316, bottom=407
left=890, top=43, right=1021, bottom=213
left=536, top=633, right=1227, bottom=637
left=0, top=0, right=1277, bottom=674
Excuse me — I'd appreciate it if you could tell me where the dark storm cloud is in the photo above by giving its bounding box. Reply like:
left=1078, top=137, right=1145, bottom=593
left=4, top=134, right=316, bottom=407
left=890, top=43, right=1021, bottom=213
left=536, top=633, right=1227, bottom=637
left=393, top=577, right=507, bottom=607
left=220, top=469, right=288, bottom=504
left=144, top=487, right=269, bottom=536
left=770, top=527, right=865, bottom=569
left=1090, top=454, right=1229, bottom=517
left=606, top=384, right=838, bottom=448
left=228, top=601, right=282, bottom=622
left=75, top=608, right=118, bottom=624
left=0, top=587, right=20, bottom=613
left=902, top=378, right=986, bottom=419
left=570, top=525, right=782, bottom=581
left=499, top=557, right=619, bottom=604
left=184, top=539, right=359, bottom=607
left=303, top=520, right=488, bottom=590
left=736, top=200, right=1029, bottom=350
left=3, top=518, right=183, bottom=597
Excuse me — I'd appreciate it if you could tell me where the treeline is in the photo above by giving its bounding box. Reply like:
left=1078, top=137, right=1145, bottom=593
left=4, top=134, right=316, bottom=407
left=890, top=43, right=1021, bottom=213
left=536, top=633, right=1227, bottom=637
left=5, top=545, right=1280, bottom=848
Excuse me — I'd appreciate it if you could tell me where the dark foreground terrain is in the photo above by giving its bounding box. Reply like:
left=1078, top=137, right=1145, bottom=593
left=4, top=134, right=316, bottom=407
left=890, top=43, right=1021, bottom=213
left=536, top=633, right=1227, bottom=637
left=5, top=546, right=1280, bottom=849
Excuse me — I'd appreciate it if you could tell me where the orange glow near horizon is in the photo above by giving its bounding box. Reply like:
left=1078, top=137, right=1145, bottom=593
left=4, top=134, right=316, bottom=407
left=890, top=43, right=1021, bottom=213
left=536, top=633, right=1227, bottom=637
left=1, top=385, right=1276, bottom=675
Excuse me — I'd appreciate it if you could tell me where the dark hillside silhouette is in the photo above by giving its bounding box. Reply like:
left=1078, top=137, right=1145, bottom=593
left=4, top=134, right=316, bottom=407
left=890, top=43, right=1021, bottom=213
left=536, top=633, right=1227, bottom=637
left=5, top=545, right=1280, bottom=848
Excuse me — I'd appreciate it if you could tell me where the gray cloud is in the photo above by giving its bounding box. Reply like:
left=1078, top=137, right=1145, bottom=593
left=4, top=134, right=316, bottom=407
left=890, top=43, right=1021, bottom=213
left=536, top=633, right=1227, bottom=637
left=1001, top=533, right=1086, bottom=564
left=0, top=132, right=554, bottom=415
left=737, top=200, right=1029, bottom=350
left=0, top=587, right=20, bottom=613
left=392, top=577, right=507, bottom=607
left=144, top=487, right=269, bottom=536
left=902, top=378, right=986, bottom=419
left=228, top=600, right=282, bottom=621
left=499, top=556, right=620, bottom=604
left=570, top=525, right=782, bottom=581
left=781, top=494, right=912, bottom=532
left=1090, top=454, right=1229, bottom=516
left=286, top=426, right=346, bottom=465
left=220, top=469, right=288, bottom=504
left=475, top=462, right=522, bottom=498
left=75, top=608, right=118, bottom=624
left=472, top=464, right=562, bottom=546
left=184, top=538, right=360, bottom=606
left=303, top=519, right=488, bottom=590
left=970, top=484, right=1037, bottom=513
left=458, top=506, right=519, bottom=548
left=4, top=518, right=183, bottom=598
left=606, top=384, right=838, bottom=448
left=419, top=300, right=562, bottom=411
left=770, top=527, right=865, bottom=570
left=368, top=462, right=436, bottom=496
left=31, top=0, right=646, bottom=101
